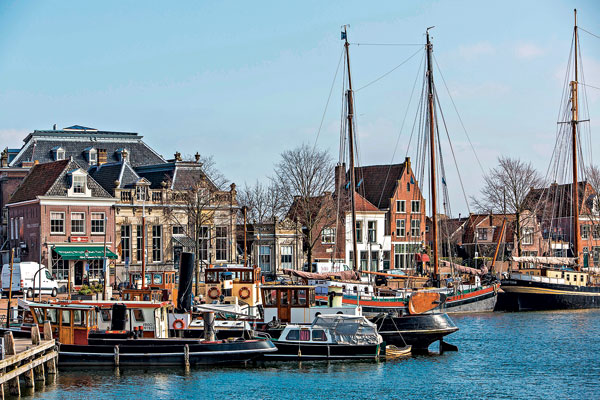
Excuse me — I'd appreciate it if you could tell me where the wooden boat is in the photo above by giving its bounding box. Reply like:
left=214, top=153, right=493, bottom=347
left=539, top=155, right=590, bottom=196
left=26, top=301, right=276, bottom=366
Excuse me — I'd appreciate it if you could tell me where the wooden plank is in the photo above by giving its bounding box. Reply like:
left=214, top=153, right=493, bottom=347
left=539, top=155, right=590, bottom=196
left=0, top=340, right=55, bottom=369
left=0, top=351, right=58, bottom=385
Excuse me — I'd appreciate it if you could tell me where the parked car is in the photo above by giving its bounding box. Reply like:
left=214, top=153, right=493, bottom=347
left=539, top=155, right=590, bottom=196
left=1, top=262, right=58, bottom=298
left=303, top=261, right=351, bottom=274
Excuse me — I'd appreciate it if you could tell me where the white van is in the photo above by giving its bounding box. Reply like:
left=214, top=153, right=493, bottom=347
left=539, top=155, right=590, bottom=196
left=303, top=262, right=351, bottom=274
left=1, top=262, right=58, bottom=298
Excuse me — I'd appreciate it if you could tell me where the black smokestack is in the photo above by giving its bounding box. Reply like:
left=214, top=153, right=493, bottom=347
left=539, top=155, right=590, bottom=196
left=111, top=303, right=127, bottom=331
left=177, top=252, right=195, bottom=312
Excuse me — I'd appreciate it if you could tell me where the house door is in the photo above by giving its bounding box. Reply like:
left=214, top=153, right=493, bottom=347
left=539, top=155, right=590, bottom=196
left=74, top=261, right=84, bottom=286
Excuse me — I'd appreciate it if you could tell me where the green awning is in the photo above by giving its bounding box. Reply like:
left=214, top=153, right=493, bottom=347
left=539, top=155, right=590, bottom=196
left=53, top=246, right=118, bottom=260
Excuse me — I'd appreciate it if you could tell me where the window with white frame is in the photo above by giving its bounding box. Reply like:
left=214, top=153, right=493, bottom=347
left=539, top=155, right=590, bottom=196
left=411, top=200, right=420, bottom=213
left=259, top=245, right=271, bottom=272
left=522, top=228, right=534, bottom=245
left=73, top=175, right=86, bottom=194
left=215, top=226, right=227, bottom=261
left=136, top=224, right=143, bottom=263
left=281, top=245, right=293, bottom=269
left=121, top=225, right=131, bottom=263
left=477, top=228, right=488, bottom=241
left=71, top=212, right=85, bottom=234
left=367, top=220, right=377, bottom=243
left=136, top=185, right=148, bottom=201
left=411, top=219, right=420, bottom=237
left=51, top=251, right=69, bottom=280
left=593, top=226, right=600, bottom=240
left=394, top=243, right=420, bottom=269
left=322, top=227, right=336, bottom=244
left=55, top=147, right=65, bottom=161
left=396, top=200, right=406, bottom=213
left=199, top=226, right=209, bottom=261
left=50, top=212, right=65, bottom=234
left=355, top=221, right=363, bottom=243
left=88, top=148, right=97, bottom=165
left=581, top=225, right=590, bottom=239
left=396, top=219, right=405, bottom=237
left=152, top=225, right=162, bottom=262
left=91, top=213, right=105, bottom=234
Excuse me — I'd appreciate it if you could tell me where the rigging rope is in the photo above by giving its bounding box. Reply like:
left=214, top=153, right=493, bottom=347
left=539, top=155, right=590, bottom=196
left=314, top=47, right=345, bottom=149
left=351, top=42, right=423, bottom=47
left=579, top=27, right=600, bottom=40
left=355, top=48, right=422, bottom=92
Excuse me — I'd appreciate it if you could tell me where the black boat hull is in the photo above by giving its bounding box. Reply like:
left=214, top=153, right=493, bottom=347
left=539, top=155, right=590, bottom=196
left=58, top=338, right=277, bottom=366
left=498, top=279, right=600, bottom=311
left=263, top=341, right=381, bottom=361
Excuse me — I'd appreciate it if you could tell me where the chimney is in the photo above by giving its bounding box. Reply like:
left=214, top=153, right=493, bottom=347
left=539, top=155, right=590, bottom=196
left=405, top=157, right=411, bottom=173
left=174, top=151, right=182, bottom=162
left=195, top=152, right=201, bottom=163
left=53, top=124, right=57, bottom=130
left=335, top=163, right=346, bottom=194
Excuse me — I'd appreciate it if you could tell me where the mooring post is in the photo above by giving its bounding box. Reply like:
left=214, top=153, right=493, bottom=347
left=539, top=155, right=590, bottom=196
left=43, top=321, right=53, bottom=340
left=184, top=344, right=190, bottom=369
left=114, top=345, right=119, bottom=367
left=31, top=324, right=41, bottom=345
left=4, top=332, right=20, bottom=397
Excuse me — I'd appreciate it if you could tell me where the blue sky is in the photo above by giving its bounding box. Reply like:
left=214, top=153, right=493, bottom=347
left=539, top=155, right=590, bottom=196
left=0, top=1, right=599, bottom=214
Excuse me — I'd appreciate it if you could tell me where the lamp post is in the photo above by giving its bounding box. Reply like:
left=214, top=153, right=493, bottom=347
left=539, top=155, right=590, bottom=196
left=84, top=249, right=90, bottom=287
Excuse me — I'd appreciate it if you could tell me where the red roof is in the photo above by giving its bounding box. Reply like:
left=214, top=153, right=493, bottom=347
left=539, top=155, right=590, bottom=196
left=354, top=192, right=380, bottom=212
left=8, top=160, right=70, bottom=204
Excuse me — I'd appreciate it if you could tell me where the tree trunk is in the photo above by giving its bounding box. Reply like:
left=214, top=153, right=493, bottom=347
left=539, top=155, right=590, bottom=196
left=306, top=231, right=313, bottom=272
left=516, top=210, right=522, bottom=257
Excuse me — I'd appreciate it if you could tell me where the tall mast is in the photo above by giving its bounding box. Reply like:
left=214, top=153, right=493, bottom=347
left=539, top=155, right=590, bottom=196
left=426, top=28, right=440, bottom=285
left=571, top=9, right=580, bottom=268
left=343, top=26, right=359, bottom=273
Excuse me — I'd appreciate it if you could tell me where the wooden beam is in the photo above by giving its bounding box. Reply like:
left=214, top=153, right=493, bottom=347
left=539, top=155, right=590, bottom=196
left=0, top=351, right=58, bottom=385
left=0, top=340, right=55, bottom=369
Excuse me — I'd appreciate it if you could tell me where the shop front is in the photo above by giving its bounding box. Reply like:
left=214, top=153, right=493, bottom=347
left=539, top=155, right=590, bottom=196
left=50, top=245, right=118, bottom=290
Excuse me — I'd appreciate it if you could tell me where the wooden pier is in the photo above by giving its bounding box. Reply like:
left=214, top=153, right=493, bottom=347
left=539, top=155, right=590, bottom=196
left=0, top=322, right=58, bottom=398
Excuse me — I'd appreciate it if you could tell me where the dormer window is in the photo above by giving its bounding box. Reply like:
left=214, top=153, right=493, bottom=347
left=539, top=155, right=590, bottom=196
left=52, top=146, right=65, bottom=161
left=116, top=148, right=129, bottom=162
left=85, top=148, right=98, bottom=165
left=67, top=169, right=91, bottom=197
left=73, top=175, right=86, bottom=193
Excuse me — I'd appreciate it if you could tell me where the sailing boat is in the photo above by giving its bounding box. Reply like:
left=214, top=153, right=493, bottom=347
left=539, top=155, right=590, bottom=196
left=321, top=28, right=499, bottom=314
left=499, top=10, right=600, bottom=311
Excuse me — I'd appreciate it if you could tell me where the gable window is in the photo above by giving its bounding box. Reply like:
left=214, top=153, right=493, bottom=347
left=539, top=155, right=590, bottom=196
left=411, top=219, right=420, bottom=237
left=396, top=200, right=406, bottom=213
left=367, top=220, right=377, bottom=243
left=411, top=200, right=420, bottom=213
left=53, top=147, right=65, bottom=161
left=71, top=212, right=85, bottom=235
left=215, top=226, right=228, bottom=261
left=136, top=185, right=148, bottom=201
left=477, top=228, right=488, bottom=241
left=522, top=228, right=534, bottom=245
left=73, top=175, right=86, bottom=194
left=321, top=227, right=336, bottom=244
left=152, top=225, right=162, bottom=262
left=91, top=212, right=105, bottom=234
left=396, top=219, right=405, bottom=237
left=50, top=212, right=65, bottom=234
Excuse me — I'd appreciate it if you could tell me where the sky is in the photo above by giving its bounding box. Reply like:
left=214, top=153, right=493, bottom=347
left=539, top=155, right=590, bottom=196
left=0, top=0, right=599, bottom=215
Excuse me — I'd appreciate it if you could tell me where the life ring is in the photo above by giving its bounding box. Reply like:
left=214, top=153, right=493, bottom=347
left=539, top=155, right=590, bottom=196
left=173, top=319, right=186, bottom=330
left=208, top=287, right=220, bottom=299
left=239, top=286, right=251, bottom=300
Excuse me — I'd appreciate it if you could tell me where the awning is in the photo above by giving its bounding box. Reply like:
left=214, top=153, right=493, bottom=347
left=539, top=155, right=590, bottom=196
left=172, top=235, right=196, bottom=248
left=53, top=245, right=118, bottom=260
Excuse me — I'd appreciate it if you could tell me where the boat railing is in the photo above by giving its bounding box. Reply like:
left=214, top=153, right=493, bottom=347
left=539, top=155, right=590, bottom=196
left=254, top=331, right=272, bottom=340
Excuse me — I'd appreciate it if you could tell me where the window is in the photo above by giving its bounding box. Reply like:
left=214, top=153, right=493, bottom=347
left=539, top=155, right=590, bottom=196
left=582, top=225, right=590, bottom=239
left=121, top=225, right=131, bottom=263
left=55, top=147, right=65, bottom=161
left=133, top=309, right=145, bottom=322
left=50, top=212, right=65, bottom=234
left=281, top=245, right=293, bottom=269
left=312, top=330, right=326, bottom=341
left=396, top=200, right=406, bottom=213
left=593, top=247, right=600, bottom=265
left=522, top=228, right=534, bottom=245
left=136, top=225, right=143, bottom=263
left=259, top=245, right=271, bottom=272
left=88, top=149, right=97, bottom=165
left=370, top=250, right=379, bottom=271
left=136, top=185, right=148, bottom=201
left=91, top=213, right=105, bottom=234
left=411, top=219, right=420, bottom=237
left=215, top=226, right=228, bottom=261
left=411, top=200, right=420, bottom=213
left=406, top=182, right=410, bottom=192
left=172, top=226, right=184, bottom=235
left=152, top=225, right=162, bottom=262
left=394, top=243, right=420, bottom=269
left=360, top=251, right=368, bottom=269
left=593, top=226, right=600, bottom=240
left=286, top=330, right=300, bottom=341
left=73, top=175, right=86, bottom=194
left=199, top=226, right=209, bottom=261
left=396, top=219, right=405, bottom=237
left=321, top=227, right=336, bottom=244
left=477, top=228, right=488, bottom=241
left=355, top=221, right=363, bottom=243
left=367, top=221, right=377, bottom=243
left=71, top=212, right=85, bottom=235
left=87, top=260, right=103, bottom=279
left=51, top=251, right=68, bottom=280
left=349, top=250, right=354, bottom=269
left=61, top=310, right=71, bottom=325
left=383, top=251, right=390, bottom=269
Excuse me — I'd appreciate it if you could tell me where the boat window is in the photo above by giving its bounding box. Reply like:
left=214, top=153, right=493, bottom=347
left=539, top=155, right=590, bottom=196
left=299, top=330, right=310, bottom=341
left=153, top=274, right=163, bottom=285
left=286, top=329, right=300, bottom=341
left=33, top=308, right=44, bottom=323
left=101, top=309, right=112, bottom=322
left=241, top=271, right=251, bottom=282
left=364, top=287, right=369, bottom=293
left=133, top=309, right=145, bottom=322
left=73, top=310, right=86, bottom=327
left=312, top=329, right=327, bottom=341
left=124, top=293, right=131, bottom=300
left=61, top=310, right=71, bottom=325
left=143, top=294, right=151, bottom=301
left=89, top=309, right=97, bottom=326
left=298, top=289, right=307, bottom=306
left=280, top=291, right=289, bottom=306
left=264, top=289, right=277, bottom=306
left=206, top=271, right=218, bottom=283
left=46, top=308, right=58, bottom=324
left=309, top=290, right=315, bottom=305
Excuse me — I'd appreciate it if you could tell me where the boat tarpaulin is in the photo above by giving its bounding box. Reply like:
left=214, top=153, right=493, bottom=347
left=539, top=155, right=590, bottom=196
left=440, top=260, right=488, bottom=275
left=283, top=269, right=360, bottom=281
left=311, top=314, right=382, bottom=345
left=510, top=256, right=577, bottom=266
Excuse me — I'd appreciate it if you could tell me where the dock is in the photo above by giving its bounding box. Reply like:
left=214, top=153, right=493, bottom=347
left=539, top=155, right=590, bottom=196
left=0, top=322, right=58, bottom=398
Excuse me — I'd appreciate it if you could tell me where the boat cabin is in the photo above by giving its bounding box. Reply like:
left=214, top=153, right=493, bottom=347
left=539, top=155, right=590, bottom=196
left=121, top=288, right=167, bottom=302
left=29, top=302, right=98, bottom=345
left=203, top=265, right=261, bottom=306
left=128, top=271, right=178, bottom=301
left=261, top=285, right=359, bottom=324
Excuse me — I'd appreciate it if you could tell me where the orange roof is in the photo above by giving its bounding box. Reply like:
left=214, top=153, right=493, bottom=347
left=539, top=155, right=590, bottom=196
left=354, top=192, right=380, bottom=212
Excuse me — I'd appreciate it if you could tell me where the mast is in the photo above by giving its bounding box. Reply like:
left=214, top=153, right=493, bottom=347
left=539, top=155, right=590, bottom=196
left=571, top=9, right=581, bottom=268
left=426, top=28, right=440, bottom=286
left=343, top=26, right=360, bottom=274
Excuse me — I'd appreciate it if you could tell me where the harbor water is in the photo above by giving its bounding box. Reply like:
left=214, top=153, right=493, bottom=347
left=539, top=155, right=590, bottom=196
left=26, top=310, right=600, bottom=399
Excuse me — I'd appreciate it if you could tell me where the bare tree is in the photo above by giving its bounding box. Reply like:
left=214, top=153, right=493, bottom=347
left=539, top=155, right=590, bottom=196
left=471, top=156, right=543, bottom=256
left=237, top=180, right=286, bottom=224
left=274, top=144, right=335, bottom=268
left=586, top=165, right=600, bottom=196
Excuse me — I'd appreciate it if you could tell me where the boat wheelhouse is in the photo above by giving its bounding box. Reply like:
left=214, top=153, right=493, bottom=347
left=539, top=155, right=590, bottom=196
left=127, top=271, right=178, bottom=302
left=203, top=265, right=261, bottom=307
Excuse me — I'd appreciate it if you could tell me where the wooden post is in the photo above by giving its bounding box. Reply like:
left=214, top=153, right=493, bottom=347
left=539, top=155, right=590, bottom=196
left=114, top=345, right=119, bottom=367
left=43, top=321, right=53, bottom=340
left=5, top=249, right=14, bottom=328
left=4, top=332, right=20, bottom=397
left=31, top=324, right=41, bottom=345
left=23, top=367, right=35, bottom=389
left=45, top=322, right=57, bottom=383
left=184, top=344, right=190, bottom=369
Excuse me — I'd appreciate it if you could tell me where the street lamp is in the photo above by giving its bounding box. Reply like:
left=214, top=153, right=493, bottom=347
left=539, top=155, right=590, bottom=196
left=84, top=249, right=90, bottom=286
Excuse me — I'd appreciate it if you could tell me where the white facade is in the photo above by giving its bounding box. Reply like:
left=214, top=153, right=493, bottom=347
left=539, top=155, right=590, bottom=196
left=345, top=211, right=391, bottom=271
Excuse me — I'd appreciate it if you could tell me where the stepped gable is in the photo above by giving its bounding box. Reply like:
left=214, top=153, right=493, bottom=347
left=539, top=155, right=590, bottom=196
left=10, top=126, right=166, bottom=168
